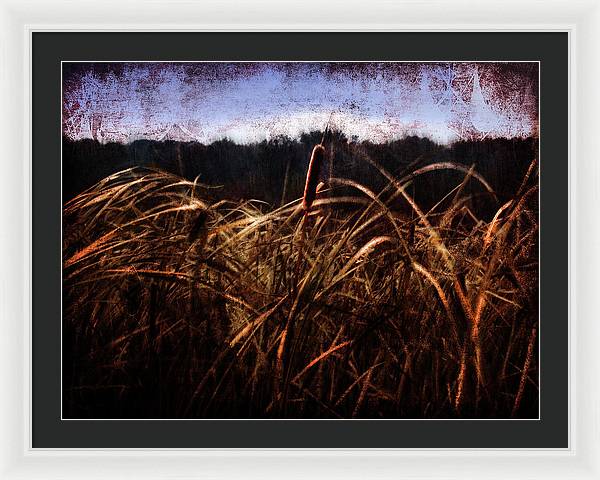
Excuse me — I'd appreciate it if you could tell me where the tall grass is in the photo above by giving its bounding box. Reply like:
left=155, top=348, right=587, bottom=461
left=62, top=146, right=538, bottom=419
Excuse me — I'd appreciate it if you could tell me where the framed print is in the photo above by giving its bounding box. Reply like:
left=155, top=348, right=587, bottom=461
left=0, top=0, right=598, bottom=478
left=36, top=31, right=563, bottom=448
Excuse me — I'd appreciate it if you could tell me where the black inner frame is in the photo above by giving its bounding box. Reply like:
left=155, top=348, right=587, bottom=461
left=33, top=32, right=568, bottom=448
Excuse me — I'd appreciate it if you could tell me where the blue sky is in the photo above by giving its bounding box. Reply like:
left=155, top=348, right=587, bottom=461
left=62, top=62, right=538, bottom=145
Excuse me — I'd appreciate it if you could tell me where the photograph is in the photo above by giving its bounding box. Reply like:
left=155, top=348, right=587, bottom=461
left=61, top=61, right=539, bottom=420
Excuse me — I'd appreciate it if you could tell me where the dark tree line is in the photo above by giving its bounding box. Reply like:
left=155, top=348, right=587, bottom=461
left=63, top=132, right=537, bottom=219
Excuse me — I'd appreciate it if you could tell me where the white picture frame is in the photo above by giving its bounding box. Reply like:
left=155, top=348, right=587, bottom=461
left=0, top=0, right=596, bottom=478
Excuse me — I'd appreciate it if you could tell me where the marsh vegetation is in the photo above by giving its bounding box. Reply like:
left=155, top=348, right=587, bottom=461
left=62, top=134, right=538, bottom=418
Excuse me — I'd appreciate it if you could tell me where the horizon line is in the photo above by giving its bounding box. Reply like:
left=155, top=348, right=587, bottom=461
left=62, top=131, right=539, bottom=147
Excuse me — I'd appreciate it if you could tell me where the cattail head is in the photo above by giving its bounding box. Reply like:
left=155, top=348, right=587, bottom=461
left=302, top=144, right=326, bottom=213
left=188, top=208, right=209, bottom=245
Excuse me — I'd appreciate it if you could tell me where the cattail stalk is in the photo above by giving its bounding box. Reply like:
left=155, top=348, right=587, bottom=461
left=302, top=144, right=326, bottom=213
left=276, top=143, right=327, bottom=412
left=455, top=342, right=468, bottom=412
left=512, top=326, right=537, bottom=417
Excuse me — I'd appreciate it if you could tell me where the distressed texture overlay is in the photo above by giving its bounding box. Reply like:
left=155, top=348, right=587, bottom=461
left=63, top=62, right=538, bottom=144
left=62, top=62, right=539, bottom=420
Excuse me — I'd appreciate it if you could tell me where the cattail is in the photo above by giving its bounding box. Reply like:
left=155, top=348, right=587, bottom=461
left=455, top=342, right=468, bottom=411
left=188, top=208, right=208, bottom=242
left=512, top=325, right=537, bottom=417
left=302, top=144, right=326, bottom=212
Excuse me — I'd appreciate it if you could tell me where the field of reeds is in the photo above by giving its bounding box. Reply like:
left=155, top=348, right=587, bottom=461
left=62, top=141, right=539, bottom=419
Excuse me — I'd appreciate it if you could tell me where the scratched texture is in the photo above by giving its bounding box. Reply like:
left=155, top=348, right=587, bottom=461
left=62, top=62, right=538, bottom=145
